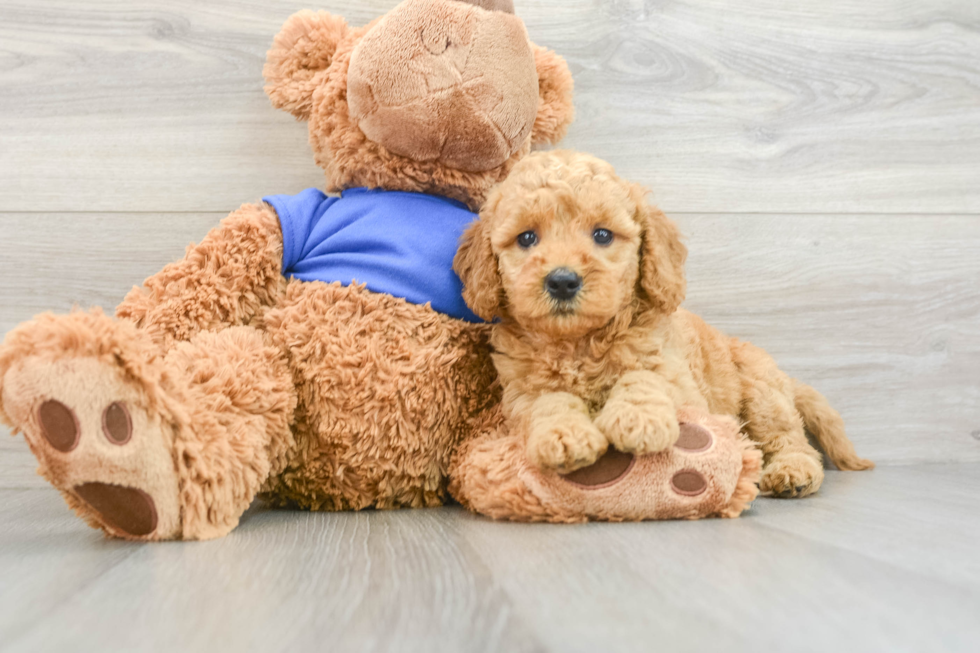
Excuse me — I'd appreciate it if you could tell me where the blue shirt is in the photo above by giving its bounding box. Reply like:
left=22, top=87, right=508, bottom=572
left=263, top=187, right=483, bottom=323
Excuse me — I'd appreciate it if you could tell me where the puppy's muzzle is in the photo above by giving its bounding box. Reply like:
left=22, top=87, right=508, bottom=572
left=544, top=268, right=582, bottom=301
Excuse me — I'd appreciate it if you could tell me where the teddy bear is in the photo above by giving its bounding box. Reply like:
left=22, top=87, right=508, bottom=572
left=0, top=0, right=576, bottom=540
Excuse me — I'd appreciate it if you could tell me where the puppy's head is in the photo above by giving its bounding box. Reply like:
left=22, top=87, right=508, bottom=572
left=455, top=151, right=687, bottom=338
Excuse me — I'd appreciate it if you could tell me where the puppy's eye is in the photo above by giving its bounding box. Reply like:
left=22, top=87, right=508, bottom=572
left=516, top=230, right=538, bottom=249
left=593, top=228, right=614, bottom=246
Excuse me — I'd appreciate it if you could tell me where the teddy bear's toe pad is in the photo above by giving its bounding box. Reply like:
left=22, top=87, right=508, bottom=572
left=74, top=482, right=158, bottom=537
left=37, top=399, right=81, bottom=452
left=101, top=402, right=133, bottom=445
left=562, top=449, right=635, bottom=488
left=670, top=469, right=708, bottom=496
left=675, top=423, right=712, bottom=452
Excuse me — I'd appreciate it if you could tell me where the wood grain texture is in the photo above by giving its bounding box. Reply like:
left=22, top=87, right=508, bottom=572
left=6, top=506, right=539, bottom=653
left=749, top=462, right=980, bottom=590
left=2, top=464, right=979, bottom=652
left=0, top=0, right=978, bottom=213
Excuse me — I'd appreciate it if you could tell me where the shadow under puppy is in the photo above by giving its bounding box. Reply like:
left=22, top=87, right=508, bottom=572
left=454, top=151, right=873, bottom=508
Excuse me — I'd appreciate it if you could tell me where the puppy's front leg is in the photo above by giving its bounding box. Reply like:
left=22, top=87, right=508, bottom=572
left=525, top=393, right=608, bottom=473
left=594, top=370, right=679, bottom=454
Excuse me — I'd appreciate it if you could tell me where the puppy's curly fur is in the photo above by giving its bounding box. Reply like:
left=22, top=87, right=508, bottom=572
left=455, top=151, right=873, bottom=498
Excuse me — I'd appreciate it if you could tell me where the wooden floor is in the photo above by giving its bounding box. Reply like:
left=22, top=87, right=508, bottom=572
left=1, top=465, right=978, bottom=653
left=1, top=0, right=979, bottom=650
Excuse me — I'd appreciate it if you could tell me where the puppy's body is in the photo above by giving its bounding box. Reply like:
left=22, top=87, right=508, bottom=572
left=456, top=151, right=873, bottom=497
left=493, top=308, right=730, bottom=418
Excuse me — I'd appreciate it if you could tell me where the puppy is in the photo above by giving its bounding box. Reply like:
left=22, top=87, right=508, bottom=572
left=454, top=150, right=873, bottom=497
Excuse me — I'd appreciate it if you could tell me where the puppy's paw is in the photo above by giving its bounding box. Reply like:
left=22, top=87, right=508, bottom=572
left=527, top=414, right=608, bottom=474
left=594, top=401, right=680, bottom=455
left=761, top=451, right=825, bottom=498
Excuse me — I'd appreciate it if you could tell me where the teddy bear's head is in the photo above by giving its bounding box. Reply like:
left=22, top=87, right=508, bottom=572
left=264, top=0, right=575, bottom=208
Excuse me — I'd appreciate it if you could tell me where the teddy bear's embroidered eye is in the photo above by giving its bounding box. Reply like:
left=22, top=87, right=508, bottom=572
left=517, top=230, right=538, bottom=249
left=593, top=228, right=614, bottom=245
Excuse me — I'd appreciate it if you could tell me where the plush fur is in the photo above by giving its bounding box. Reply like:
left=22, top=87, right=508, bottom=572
left=453, top=151, right=874, bottom=502
left=0, top=0, right=574, bottom=540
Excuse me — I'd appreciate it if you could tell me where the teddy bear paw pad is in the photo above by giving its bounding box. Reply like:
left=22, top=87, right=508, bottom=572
left=670, top=469, right=708, bottom=496
left=674, top=422, right=713, bottom=452
left=74, top=482, right=158, bottom=537
left=561, top=448, right=635, bottom=488
left=2, top=356, right=182, bottom=539
left=37, top=399, right=81, bottom=452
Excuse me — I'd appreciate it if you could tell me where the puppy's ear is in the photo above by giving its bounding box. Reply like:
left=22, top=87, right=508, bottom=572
left=264, top=10, right=350, bottom=120
left=630, top=184, right=687, bottom=315
left=530, top=45, right=575, bottom=145
left=454, top=215, right=504, bottom=321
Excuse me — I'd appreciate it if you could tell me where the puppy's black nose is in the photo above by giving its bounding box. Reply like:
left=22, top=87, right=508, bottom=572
left=545, top=268, right=582, bottom=301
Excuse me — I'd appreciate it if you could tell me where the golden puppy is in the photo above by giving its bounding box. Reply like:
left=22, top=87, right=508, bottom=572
left=454, top=150, right=873, bottom=497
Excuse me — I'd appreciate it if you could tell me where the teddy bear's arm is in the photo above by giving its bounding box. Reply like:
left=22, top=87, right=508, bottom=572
left=115, top=202, right=287, bottom=350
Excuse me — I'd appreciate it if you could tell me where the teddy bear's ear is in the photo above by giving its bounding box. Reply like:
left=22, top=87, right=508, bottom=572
left=530, top=45, right=575, bottom=146
left=630, top=183, right=687, bottom=315
left=264, top=10, right=350, bottom=121
left=454, top=212, right=504, bottom=322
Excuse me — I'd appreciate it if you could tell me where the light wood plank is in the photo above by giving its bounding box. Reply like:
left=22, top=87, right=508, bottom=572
left=2, top=212, right=978, bottom=475
left=455, top=509, right=980, bottom=653
left=0, top=212, right=222, bottom=336
left=0, top=1, right=978, bottom=213
left=2, top=494, right=540, bottom=653
left=0, top=489, right=142, bottom=642
left=450, top=465, right=980, bottom=652
left=0, top=439, right=43, bottom=489
left=3, top=466, right=980, bottom=652
left=749, top=463, right=980, bottom=590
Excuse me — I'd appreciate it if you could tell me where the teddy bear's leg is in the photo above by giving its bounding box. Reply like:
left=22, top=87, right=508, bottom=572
left=256, top=282, right=498, bottom=513
left=449, top=408, right=761, bottom=522
left=0, top=311, right=296, bottom=540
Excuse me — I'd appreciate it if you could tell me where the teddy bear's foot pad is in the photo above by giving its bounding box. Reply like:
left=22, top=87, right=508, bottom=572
left=74, top=482, right=158, bottom=537
left=562, top=449, right=635, bottom=488
left=452, top=409, right=761, bottom=522
left=2, top=352, right=182, bottom=540
left=37, top=399, right=81, bottom=451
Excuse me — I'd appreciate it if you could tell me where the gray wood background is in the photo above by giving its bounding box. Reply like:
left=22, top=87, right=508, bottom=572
left=2, top=0, right=978, bottom=484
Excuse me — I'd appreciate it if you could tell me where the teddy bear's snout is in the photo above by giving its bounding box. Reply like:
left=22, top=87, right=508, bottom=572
left=346, top=0, right=538, bottom=173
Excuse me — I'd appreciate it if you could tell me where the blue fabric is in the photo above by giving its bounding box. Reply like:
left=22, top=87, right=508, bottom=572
left=263, top=187, right=483, bottom=323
